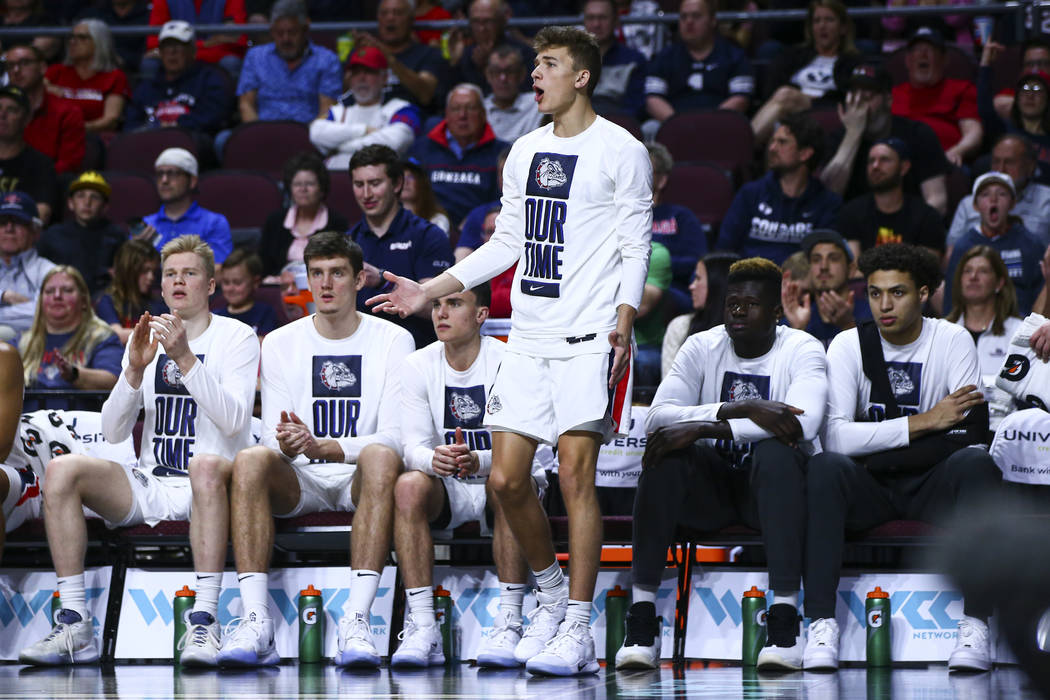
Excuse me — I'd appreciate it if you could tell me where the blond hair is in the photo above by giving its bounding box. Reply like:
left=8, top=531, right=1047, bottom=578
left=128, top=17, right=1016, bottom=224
left=20, top=266, right=116, bottom=385
left=160, top=234, right=216, bottom=280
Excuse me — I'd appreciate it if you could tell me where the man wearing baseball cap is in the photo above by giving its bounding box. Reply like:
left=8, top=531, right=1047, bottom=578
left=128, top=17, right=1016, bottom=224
left=783, top=229, right=871, bottom=347
left=139, top=148, right=233, bottom=264
left=945, top=172, right=1046, bottom=315
left=309, top=45, right=422, bottom=170
left=822, top=61, right=950, bottom=216
left=125, top=20, right=234, bottom=139
left=37, top=172, right=126, bottom=295
left=892, top=26, right=982, bottom=166
left=0, top=190, right=55, bottom=338
left=143, top=2, right=248, bottom=79
left=836, top=137, right=945, bottom=256
left=0, top=84, right=57, bottom=225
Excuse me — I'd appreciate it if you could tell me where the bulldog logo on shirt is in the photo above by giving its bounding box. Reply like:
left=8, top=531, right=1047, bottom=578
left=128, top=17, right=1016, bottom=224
left=448, top=391, right=483, bottom=422
left=887, top=367, right=915, bottom=397
left=312, top=355, right=362, bottom=398
left=727, top=378, right=763, bottom=402
left=320, top=360, right=357, bottom=391
left=161, top=359, right=185, bottom=389
left=535, top=156, right=568, bottom=190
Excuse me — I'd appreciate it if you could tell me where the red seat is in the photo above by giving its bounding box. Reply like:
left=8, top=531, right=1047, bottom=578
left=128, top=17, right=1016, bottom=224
left=326, top=171, right=363, bottom=226
left=662, top=163, right=734, bottom=227
left=655, top=110, right=755, bottom=179
left=223, top=121, right=317, bottom=177
left=807, top=107, right=842, bottom=135
left=197, top=170, right=282, bottom=230
left=106, top=129, right=199, bottom=176
left=102, top=171, right=161, bottom=228
left=946, top=166, right=972, bottom=219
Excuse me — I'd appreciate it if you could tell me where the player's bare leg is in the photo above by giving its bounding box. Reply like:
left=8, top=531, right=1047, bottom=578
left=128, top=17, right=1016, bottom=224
left=489, top=431, right=551, bottom=566
left=554, top=431, right=602, bottom=603
left=390, top=469, right=446, bottom=667
left=21, top=455, right=131, bottom=665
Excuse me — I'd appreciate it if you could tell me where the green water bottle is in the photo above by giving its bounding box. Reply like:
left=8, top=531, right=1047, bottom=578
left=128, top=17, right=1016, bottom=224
left=50, top=591, right=61, bottom=626
left=172, top=585, right=195, bottom=664
left=866, top=586, right=891, bottom=667
left=298, top=585, right=325, bottom=663
left=741, top=586, right=767, bottom=667
left=434, top=585, right=454, bottom=663
left=605, top=585, right=629, bottom=663
left=336, top=34, right=353, bottom=63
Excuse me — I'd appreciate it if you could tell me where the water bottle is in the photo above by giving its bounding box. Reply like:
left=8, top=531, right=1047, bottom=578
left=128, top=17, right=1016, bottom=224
left=741, top=585, right=767, bottom=667
left=604, top=585, right=629, bottom=663
left=866, top=586, right=891, bottom=667
left=336, top=34, right=354, bottom=63
left=974, top=0, right=994, bottom=47
left=284, top=262, right=315, bottom=315
left=50, top=591, right=61, bottom=627
left=298, top=585, right=325, bottom=663
left=172, top=585, right=195, bottom=664
left=434, top=585, right=454, bottom=663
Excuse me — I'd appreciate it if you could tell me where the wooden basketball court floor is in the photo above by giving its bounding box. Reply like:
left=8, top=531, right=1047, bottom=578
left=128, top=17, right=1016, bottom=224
left=0, top=662, right=1042, bottom=699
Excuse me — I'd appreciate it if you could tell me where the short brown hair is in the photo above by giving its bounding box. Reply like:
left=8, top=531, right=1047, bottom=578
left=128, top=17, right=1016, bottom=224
left=222, top=247, right=263, bottom=278
left=303, top=231, right=363, bottom=275
left=533, top=26, right=602, bottom=97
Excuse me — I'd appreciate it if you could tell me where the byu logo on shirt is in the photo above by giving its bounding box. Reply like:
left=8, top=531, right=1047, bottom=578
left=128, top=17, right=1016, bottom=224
left=312, top=355, right=362, bottom=397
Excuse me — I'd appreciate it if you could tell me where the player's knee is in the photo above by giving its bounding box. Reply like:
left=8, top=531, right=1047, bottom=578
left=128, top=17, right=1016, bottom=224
left=358, top=444, right=402, bottom=485
left=489, top=469, right=531, bottom=501
left=394, top=470, right=432, bottom=513
left=188, top=454, right=232, bottom=490
left=555, top=467, right=593, bottom=503
left=41, top=454, right=88, bottom=498
left=231, top=446, right=274, bottom=489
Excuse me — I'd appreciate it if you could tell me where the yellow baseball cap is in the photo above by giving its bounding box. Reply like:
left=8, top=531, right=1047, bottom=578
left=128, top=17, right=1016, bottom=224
left=68, top=171, right=111, bottom=200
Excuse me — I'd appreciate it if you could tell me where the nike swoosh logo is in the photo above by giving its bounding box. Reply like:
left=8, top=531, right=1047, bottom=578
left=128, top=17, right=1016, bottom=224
left=578, top=660, right=588, bottom=670
left=505, top=586, right=524, bottom=592
left=529, top=284, right=543, bottom=291
left=355, top=572, right=379, bottom=578
left=238, top=575, right=251, bottom=582
left=408, top=590, right=427, bottom=596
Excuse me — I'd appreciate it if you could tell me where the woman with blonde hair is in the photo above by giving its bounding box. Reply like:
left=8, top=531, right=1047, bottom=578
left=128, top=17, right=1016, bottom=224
left=45, top=18, right=129, bottom=132
left=750, top=0, right=859, bottom=143
left=945, top=245, right=1023, bottom=429
left=20, top=266, right=122, bottom=410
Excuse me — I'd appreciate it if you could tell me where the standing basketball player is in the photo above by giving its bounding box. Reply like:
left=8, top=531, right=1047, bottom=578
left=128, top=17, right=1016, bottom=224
left=370, top=26, right=652, bottom=675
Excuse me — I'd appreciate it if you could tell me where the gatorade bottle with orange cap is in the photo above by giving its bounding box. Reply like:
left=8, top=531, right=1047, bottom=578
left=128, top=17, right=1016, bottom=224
left=741, top=586, right=767, bottom=666
left=434, top=585, right=454, bottom=662
left=605, top=585, right=629, bottom=663
left=299, top=585, right=325, bottom=662
left=866, top=586, right=891, bottom=667
left=172, top=585, right=195, bottom=663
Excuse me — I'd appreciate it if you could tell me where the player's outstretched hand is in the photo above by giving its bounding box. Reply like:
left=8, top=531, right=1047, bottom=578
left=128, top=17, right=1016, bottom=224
left=366, top=271, right=428, bottom=318
left=128, top=312, right=159, bottom=371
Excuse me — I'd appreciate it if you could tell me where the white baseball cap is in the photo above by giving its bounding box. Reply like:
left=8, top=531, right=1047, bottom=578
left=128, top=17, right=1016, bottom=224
left=972, top=171, right=1016, bottom=200
left=155, top=147, right=198, bottom=177
left=158, top=20, right=195, bottom=44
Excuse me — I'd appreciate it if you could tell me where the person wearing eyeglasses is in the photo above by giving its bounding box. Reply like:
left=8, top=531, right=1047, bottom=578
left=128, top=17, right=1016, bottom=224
left=481, top=46, right=543, bottom=144
left=44, top=19, right=129, bottom=133
left=409, top=83, right=509, bottom=227
left=980, top=41, right=1050, bottom=168
left=3, top=44, right=85, bottom=174
left=137, top=148, right=233, bottom=265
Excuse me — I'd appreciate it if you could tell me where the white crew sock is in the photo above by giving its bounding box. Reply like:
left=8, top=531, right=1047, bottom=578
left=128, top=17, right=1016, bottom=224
left=632, top=584, right=658, bottom=606
left=499, top=581, right=526, bottom=626
left=405, top=586, right=436, bottom=627
left=347, top=569, right=381, bottom=619
left=532, top=561, right=565, bottom=595
left=238, top=572, right=270, bottom=619
left=192, top=572, right=222, bottom=618
left=56, top=573, right=87, bottom=619
left=566, top=599, right=592, bottom=627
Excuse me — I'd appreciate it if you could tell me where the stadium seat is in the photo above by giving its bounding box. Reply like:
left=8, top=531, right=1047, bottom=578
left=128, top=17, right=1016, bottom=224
left=946, top=166, right=973, bottom=219
left=807, top=107, right=842, bottom=135
left=197, top=170, right=282, bottom=232
left=102, top=171, right=161, bottom=228
left=222, top=121, right=318, bottom=177
left=106, top=129, right=199, bottom=176
left=655, top=110, right=755, bottom=179
left=327, top=171, right=364, bottom=225
left=884, top=45, right=977, bottom=86
left=600, top=112, right=644, bottom=141
left=989, top=43, right=1022, bottom=98
left=662, top=162, right=734, bottom=227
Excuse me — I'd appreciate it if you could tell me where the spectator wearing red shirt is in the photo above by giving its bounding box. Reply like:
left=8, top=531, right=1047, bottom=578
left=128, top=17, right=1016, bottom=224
left=145, top=0, right=248, bottom=78
left=3, top=46, right=85, bottom=175
left=891, top=26, right=982, bottom=167
left=45, top=19, right=130, bottom=133
left=413, top=0, right=451, bottom=47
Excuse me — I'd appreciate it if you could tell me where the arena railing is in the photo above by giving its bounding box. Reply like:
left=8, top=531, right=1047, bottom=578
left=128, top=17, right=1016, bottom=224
left=0, top=2, right=1030, bottom=40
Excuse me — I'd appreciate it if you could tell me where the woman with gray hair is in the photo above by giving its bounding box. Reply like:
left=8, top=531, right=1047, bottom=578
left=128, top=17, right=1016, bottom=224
left=45, top=18, right=129, bottom=132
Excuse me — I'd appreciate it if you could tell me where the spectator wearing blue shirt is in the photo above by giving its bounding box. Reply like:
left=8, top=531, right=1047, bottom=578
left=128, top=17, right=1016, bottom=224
left=215, top=248, right=279, bottom=336
left=584, top=0, right=647, bottom=120
left=717, top=112, right=841, bottom=265
left=347, top=145, right=453, bottom=347
left=647, top=142, right=708, bottom=311
left=410, top=83, right=509, bottom=228
left=644, top=0, right=753, bottom=137
left=19, top=266, right=122, bottom=411
left=236, top=0, right=342, bottom=125
left=782, top=229, right=872, bottom=348
left=946, top=172, right=1048, bottom=316
left=140, top=148, right=233, bottom=264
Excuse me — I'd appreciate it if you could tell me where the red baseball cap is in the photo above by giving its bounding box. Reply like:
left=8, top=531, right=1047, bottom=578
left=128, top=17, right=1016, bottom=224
left=347, top=46, right=387, bottom=71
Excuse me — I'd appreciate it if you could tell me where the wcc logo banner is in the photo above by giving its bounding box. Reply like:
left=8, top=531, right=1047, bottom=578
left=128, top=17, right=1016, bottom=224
left=434, top=566, right=676, bottom=661
left=684, top=570, right=988, bottom=662
left=116, top=567, right=396, bottom=659
left=0, top=567, right=111, bottom=660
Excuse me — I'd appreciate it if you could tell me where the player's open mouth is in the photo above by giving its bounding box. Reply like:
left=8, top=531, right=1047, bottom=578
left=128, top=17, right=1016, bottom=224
left=534, top=87, right=544, bottom=102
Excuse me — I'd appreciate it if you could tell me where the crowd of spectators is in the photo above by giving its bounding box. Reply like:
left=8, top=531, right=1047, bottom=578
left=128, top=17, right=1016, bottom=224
left=1, top=0, right=1049, bottom=466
